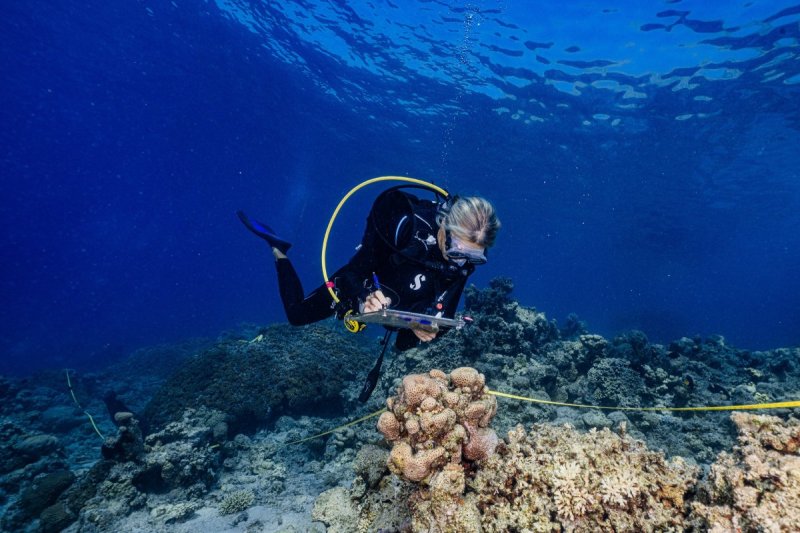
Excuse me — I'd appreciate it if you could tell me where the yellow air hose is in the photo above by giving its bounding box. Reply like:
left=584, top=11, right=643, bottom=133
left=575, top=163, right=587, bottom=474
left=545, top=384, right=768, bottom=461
left=321, top=176, right=449, bottom=304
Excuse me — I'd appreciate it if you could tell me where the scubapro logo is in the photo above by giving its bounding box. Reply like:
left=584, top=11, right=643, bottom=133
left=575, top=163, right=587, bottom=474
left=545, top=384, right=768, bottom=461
left=409, top=274, right=426, bottom=290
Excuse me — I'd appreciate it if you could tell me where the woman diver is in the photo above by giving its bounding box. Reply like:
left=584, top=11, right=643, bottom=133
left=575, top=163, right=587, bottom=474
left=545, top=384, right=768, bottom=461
left=238, top=184, right=500, bottom=352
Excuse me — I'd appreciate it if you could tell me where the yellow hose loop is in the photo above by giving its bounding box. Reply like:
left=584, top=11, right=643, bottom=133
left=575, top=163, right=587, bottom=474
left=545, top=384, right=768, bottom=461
left=321, top=176, right=449, bottom=304
left=488, top=389, right=800, bottom=412
left=283, top=408, right=387, bottom=446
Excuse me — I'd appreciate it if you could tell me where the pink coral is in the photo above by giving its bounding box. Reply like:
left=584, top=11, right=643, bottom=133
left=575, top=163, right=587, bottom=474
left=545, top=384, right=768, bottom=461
left=388, top=442, right=446, bottom=483
left=428, top=369, right=448, bottom=382
left=419, top=396, right=438, bottom=412
left=419, top=409, right=456, bottom=436
left=398, top=373, right=444, bottom=409
left=463, top=421, right=499, bottom=461
left=450, top=367, right=485, bottom=391
left=377, top=367, right=499, bottom=484
left=464, top=398, right=497, bottom=427
left=377, top=411, right=400, bottom=441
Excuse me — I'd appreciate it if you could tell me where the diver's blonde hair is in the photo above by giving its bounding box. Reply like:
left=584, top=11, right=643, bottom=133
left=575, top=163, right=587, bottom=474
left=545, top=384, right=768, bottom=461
left=437, top=196, right=501, bottom=248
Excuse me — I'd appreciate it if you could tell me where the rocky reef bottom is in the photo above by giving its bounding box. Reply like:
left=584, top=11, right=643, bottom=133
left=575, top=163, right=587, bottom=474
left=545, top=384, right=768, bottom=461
left=315, top=367, right=800, bottom=532
left=1, top=278, right=798, bottom=532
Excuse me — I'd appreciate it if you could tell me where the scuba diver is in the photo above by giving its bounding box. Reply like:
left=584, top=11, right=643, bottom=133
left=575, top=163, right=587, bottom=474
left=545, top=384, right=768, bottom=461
left=238, top=186, right=500, bottom=347
left=238, top=182, right=499, bottom=400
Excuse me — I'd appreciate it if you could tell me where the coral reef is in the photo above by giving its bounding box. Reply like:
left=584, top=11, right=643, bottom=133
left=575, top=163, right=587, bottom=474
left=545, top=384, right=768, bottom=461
left=144, top=323, right=374, bottom=432
left=391, top=279, right=799, bottom=463
left=52, top=407, right=225, bottom=531
left=409, top=463, right=481, bottom=533
left=377, top=367, right=498, bottom=483
left=314, top=369, right=704, bottom=532
left=351, top=444, right=389, bottom=490
left=3, top=277, right=800, bottom=533
left=312, top=463, right=414, bottom=533
left=691, top=412, right=800, bottom=531
left=317, top=365, right=799, bottom=533
left=471, top=422, right=699, bottom=531
left=585, top=357, right=647, bottom=407
left=0, top=418, right=75, bottom=532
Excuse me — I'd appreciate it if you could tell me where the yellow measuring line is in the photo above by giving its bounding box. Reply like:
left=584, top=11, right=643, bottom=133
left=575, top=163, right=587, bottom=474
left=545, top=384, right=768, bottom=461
left=283, top=408, right=387, bottom=446
left=65, top=369, right=106, bottom=440
left=488, top=389, right=800, bottom=411
left=284, top=391, right=800, bottom=447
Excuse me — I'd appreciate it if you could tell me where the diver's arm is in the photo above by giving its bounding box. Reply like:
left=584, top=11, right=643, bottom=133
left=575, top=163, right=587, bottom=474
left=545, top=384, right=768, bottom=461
left=329, top=214, right=384, bottom=304
left=334, top=191, right=411, bottom=306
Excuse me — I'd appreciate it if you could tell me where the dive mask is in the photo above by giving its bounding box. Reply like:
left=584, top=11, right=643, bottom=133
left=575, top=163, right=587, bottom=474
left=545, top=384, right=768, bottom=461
left=445, top=231, right=487, bottom=265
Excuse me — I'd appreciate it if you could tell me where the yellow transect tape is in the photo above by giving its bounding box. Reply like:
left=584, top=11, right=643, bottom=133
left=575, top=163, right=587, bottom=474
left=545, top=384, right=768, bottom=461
left=65, top=369, right=106, bottom=440
left=488, top=389, right=800, bottom=411
left=321, top=176, right=449, bottom=304
left=283, top=408, right=387, bottom=446
left=285, top=392, right=800, bottom=446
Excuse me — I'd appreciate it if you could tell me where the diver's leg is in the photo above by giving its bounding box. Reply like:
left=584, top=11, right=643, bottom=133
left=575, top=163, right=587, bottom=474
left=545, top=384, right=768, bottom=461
left=275, top=258, right=335, bottom=325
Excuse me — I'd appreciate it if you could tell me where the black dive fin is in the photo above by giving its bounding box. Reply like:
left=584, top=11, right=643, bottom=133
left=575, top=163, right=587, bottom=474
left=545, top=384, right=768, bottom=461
left=236, top=210, right=292, bottom=253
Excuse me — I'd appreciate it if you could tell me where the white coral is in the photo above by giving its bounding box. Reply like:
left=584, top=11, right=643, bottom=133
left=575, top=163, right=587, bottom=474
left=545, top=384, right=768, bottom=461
left=600, top=469, right=640, bottom=508
left=552, top=463, right=595, bottom=521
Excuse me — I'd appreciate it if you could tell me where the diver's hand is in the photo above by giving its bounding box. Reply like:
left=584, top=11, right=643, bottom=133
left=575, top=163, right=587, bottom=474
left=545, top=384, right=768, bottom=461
left=361, top=290, right=392, bottom=313
left=412, top=328, right=437, bottom=343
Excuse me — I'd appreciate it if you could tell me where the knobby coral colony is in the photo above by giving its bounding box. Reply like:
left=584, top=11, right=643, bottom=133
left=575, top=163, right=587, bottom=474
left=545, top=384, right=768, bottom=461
left=377, top=367, right=498, bottom=483
left=365, top=367, right=800, bottom=532
left=377, top=367, right=498, bottom=532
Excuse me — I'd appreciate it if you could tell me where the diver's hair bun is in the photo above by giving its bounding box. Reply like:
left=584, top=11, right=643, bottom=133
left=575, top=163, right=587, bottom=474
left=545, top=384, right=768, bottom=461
left=437, top=196, right=501, bottom=248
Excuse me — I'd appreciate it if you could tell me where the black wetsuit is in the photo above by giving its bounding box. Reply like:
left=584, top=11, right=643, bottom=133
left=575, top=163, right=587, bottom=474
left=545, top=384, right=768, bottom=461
left=275, top=189, right=474, bottom=350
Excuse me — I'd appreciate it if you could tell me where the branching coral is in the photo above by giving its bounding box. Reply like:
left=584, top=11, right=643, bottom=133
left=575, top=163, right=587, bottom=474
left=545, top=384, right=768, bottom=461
left=690, top=412, right=800, bottom=532
left=470, top=423, right=698, bottom=531
left=218, top=490, right=254, bottom=515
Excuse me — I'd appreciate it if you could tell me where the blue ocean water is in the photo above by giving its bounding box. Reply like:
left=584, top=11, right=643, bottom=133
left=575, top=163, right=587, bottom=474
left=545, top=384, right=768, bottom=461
left=1, top=0, right=799, bottom=375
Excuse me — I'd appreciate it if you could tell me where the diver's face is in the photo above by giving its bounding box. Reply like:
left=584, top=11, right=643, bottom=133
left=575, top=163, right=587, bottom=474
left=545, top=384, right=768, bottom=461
left=437, top=227, right=487, bottom=266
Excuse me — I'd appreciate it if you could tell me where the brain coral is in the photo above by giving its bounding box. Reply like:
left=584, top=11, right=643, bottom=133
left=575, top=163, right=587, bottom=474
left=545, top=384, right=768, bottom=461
left=377, top=367, right=499, bottom=483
